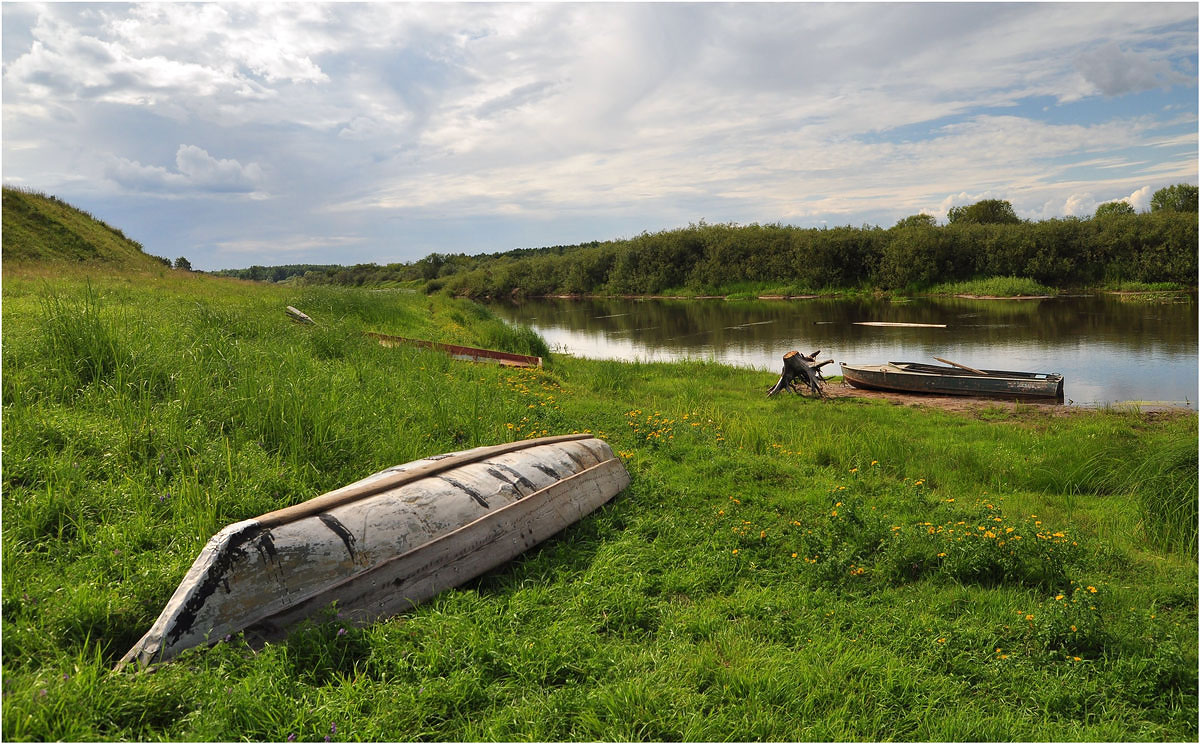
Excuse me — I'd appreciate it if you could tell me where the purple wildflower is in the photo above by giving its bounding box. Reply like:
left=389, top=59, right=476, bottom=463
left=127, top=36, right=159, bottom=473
left=330, top=724, right=336, bottom=734
left=287, top=734, right=296, bottom=742
left=38, top=689, right=47, bottom=697
left=336, top=627, right=346, bottom=637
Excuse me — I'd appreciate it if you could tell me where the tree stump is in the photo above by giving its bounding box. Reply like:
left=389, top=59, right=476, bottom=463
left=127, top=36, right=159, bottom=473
left=767, top=350, right=832, bottom=398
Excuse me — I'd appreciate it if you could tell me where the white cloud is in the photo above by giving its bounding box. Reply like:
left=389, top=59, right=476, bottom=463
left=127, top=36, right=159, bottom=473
left=106, top=145, right=264, bottom=195
left=2, top=2, right=1196, bottom=269
left=1075, top=42, right=1190, bottom=97
left=214, top=234, right=363, bottom=255
left=1126, top=185, right=1154, bottom=212
left=1061, top=192, right=1096, bottom=217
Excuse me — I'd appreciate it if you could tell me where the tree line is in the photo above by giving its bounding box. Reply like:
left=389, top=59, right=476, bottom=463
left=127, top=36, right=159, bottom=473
left=291, top=186, right=1198, bottom=296
left=210, top=264, right=344, bottom=282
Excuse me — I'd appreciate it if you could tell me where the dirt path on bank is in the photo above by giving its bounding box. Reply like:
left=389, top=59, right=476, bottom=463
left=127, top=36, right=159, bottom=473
left=817, top=383, right=1193, bottom=418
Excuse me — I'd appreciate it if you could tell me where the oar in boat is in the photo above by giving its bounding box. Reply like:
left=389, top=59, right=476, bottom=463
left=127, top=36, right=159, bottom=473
left=933, top=357, right=987, bottom=375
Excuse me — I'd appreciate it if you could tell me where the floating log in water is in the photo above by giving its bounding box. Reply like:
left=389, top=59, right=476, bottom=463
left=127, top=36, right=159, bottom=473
left=853, top=321, right=946, bottom=328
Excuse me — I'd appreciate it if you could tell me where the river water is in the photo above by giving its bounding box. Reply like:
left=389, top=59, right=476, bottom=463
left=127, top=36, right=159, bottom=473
left=486, top=294, right=1199, bottom=409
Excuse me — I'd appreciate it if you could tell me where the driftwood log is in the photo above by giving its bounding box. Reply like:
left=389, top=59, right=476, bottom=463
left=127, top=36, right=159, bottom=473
left=767, top=349, right=833, bottom=398
left=286, top=306, right=315, bottom=324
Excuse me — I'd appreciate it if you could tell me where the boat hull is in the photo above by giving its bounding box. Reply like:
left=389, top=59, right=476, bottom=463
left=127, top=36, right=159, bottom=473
left=366, top=332, right=542, bottom=367
left=120, top=434, right=628, bottom=668
left=840, top=362, right=1064, bottom=401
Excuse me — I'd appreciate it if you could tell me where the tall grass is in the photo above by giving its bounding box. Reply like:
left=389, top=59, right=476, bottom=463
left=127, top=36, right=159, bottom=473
left=2, top=266, right=1196, bottom=741
left=928, top=276, right=1057, bottom=297
left=1124, top=435, right=1198, bottom=555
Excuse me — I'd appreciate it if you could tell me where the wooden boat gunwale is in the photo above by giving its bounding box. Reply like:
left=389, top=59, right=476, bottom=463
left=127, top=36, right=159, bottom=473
left=256, top=432, right=590, bottom=528
left=366, top=332, right=542, bottom=368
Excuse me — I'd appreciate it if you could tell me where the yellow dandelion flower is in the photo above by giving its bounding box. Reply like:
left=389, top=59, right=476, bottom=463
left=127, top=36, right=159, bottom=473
left=1025, top=614, right=1035, bottom=621
left=937, top=638, right=945, bottom=643
left=1055, top=594, right=1064, bottom=600
left=1070, top=625, right=1077, bottom=632
left=732, top=549, right=739, bottom=555
left=1087, top=586, right=1097, bottom=593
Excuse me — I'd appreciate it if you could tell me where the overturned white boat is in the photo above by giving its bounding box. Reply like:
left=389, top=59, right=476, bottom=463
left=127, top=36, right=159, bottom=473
left=120, top=434, right=630, bottom=668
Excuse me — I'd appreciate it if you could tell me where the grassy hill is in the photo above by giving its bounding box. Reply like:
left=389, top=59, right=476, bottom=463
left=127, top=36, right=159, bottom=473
left=1, top=186, right=170, bottom=270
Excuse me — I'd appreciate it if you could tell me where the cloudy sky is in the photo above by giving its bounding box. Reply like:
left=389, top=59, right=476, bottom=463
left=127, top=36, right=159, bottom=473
left=3, top=2, right=1197, bottom=271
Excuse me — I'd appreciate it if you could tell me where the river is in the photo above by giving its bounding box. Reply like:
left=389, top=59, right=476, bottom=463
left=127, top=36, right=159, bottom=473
left=486, top=294, right=1199, bottom=409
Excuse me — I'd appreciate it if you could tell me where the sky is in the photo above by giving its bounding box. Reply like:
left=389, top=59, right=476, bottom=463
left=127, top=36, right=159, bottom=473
left=2, top=2, right=1197, bottom=271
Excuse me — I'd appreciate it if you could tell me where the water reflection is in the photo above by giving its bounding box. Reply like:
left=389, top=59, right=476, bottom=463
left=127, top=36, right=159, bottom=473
left=486, top=295, right=1198, bottom=408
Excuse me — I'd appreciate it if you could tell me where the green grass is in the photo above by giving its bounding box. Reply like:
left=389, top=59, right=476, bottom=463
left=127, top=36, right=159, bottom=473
left=3, top=263, right=1197, bottom=741
left=927, top=276, right=1057, bottom=297
left=1, top=187, right=170, bottom=269
left=1101, top=281, right=1188, bottom=292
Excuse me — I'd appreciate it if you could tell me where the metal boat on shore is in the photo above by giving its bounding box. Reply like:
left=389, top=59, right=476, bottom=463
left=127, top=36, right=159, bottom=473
left=839, top=361, right=1064, bottom=401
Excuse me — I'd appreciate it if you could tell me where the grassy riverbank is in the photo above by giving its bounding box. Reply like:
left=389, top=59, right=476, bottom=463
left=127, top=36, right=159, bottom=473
left=3, top=263, right=1197, bottom=741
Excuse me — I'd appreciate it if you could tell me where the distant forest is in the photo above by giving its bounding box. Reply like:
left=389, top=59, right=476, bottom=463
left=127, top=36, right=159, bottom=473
left=210, top=263, right=344, bottom=283
left=231, top=191, right=1199, bottom=296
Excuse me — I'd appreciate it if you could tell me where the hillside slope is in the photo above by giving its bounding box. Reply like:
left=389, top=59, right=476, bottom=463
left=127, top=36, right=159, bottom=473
left=1, top=186, right=168, bottom=270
